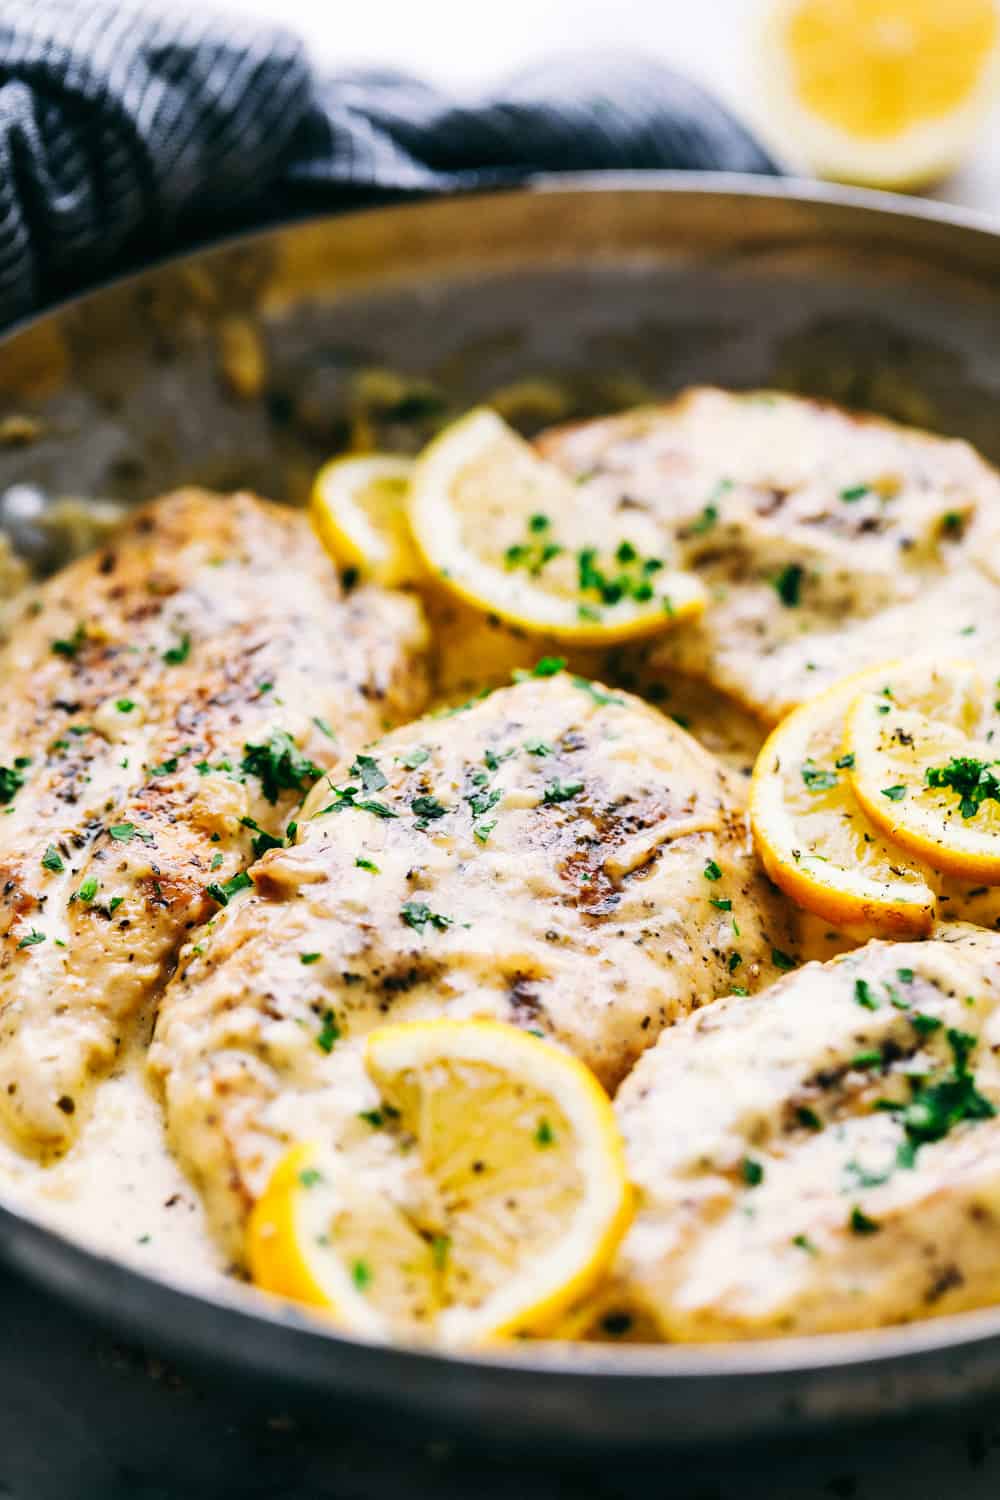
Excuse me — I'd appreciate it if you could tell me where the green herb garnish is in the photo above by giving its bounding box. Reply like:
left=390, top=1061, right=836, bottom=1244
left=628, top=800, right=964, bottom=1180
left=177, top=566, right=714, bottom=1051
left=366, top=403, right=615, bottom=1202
left=206, top=871, right=253, bottom=906
left=241, top=730, right=322, bottom=803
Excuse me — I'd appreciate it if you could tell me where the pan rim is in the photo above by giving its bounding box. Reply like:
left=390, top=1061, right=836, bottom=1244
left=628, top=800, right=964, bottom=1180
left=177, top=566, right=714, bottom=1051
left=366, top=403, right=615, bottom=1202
left=4, top=174, right=1000, bottom=1414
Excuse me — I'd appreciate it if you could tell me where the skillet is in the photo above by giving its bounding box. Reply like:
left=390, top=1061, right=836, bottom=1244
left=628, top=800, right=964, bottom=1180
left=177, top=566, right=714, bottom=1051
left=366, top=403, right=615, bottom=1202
left=3, top=175, right=1000, bottom=1451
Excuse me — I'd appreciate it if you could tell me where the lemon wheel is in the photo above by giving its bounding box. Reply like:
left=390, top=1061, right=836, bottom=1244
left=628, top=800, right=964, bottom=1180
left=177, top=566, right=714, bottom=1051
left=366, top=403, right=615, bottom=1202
left=748, top=660, right=972, bottom=938
left=311, top=454, right=424, bottom=588
left=248, top=1020, right=632, bottom=1346
left=408, top=408, right=706, bottom=645
left=846, top=668, right=1000, bottom=882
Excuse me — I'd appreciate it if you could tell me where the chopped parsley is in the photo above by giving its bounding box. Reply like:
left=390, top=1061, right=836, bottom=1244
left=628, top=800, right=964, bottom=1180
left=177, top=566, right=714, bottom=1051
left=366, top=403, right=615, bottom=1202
left=576, top=544, right=663, bottom=608
left=239, top=816, right=283, bottom=859
left=689, top=504, right=718, bottom=535
left=534, top=1118, right=555, bottom=1147
left=504, top=520, right=563, bottom=575
left=350, top=754, right=388, bottom=795
left=0, top=763, right=26, bottom=804
left=317, top=781, right=398, bottom=819
left=522, top=656, right=566, bottom=679
left=474, top=820, right=497, bottom=844
left=17, top=929, right=45, bottom=949
left=148, top=757, right=178, bottom=777
left=312, top=716, right=336, bottom=741
left=835, top=753, right=855, bottom=770
left=910, top=1012, right=943, bottom=1037
left=771, top=948, right=797, bottom=971
left=854, top=978, right=878, bottom=1010
left=431, top=1234, right=451, bottom=1271
left=299, top=1168, right=323, bottom=1188
left=359, top=1103, right=399, bottom=1129
left=41, top=844, right=64, bottom=873
left=925, top=756, right=1000, bottom=820
left=801, top=761, right=838, bottom=792
left=401, top=900, right=453, bottom=934
left=792, top=1233, right=818, bottom=1256
left=796, top=1105, right=822, bottom=1131
left=400, top=747, right=430, bottom=770
left=351, top=1259, right=372, bottom=1290
left=116, top=699, right=136, bottom=713
left=109, top=822, right=154, bottom=845
left=163, top=632, right=191, bottom=666
left=881, top=785, right=906, bottom=802
left=889, top=1026, right=996, bottom=1167
left=355, top=856, right=380, bottom=873
left=241, top=730, right=322, bottom=804
left=741, top=1157, right=764, bottom=1186
left=412, top=795, right=449, bottom=821
left=468, top=788, right=501, bottom=819
left=773, top=563, right=803, bottom=607
left=206, top=870, right=253, bottom=906
left=523, top=739, right=553, bottom=756
left=51, top=623, right=87, bottom=659
left=300, top=953, right=321, bottom=965
left=710, top=897, right=733, bottom=911
left=839, top=484, right=870, bottom=502
left=571, top=676, right=623, bottom=708
left=316, top=1011, right=340, bottom=1053
left=849, top=1206, right=880, bottom=1235
left=541, top=779, right=584, bottom=805
left=703, top=860, right=722, bottom=882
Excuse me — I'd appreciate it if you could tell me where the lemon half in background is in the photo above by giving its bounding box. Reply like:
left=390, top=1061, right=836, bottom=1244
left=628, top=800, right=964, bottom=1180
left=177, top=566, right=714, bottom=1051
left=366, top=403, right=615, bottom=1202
left=757, top=0, right=1000, bottom=188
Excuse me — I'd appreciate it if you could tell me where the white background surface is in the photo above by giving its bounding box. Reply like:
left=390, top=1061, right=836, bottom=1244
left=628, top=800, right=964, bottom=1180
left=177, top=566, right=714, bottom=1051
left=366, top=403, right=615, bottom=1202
left=210, top=0, right=1000, bottom=214
left=172, top=3, right=1000, bottom=1494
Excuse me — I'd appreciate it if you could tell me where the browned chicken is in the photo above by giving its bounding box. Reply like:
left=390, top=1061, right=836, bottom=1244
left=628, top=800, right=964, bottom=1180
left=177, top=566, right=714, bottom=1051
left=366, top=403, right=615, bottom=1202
left=0, top=490, right=429, bottom=1150
left=149, top=671, right=796, bottom=1257
left=603, top=924, right=1000, bottom=1341
left=538, top=387, right=1000, bottom=722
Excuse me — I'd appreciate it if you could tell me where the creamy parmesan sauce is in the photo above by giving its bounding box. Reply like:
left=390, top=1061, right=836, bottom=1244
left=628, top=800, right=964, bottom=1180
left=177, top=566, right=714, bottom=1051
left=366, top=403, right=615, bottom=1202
left=0, top=1006, right=224, bottom=1287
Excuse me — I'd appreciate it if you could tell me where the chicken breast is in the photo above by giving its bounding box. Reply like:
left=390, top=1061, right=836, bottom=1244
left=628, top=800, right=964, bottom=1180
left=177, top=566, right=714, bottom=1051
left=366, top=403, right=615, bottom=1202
left=149, top=671, right=794, bottom=1257
left=0, top=489, right=429, bottom=1151
left=600, top=924, right=1000, bottom=1341
left=538, top=387, right=1000, bottom=722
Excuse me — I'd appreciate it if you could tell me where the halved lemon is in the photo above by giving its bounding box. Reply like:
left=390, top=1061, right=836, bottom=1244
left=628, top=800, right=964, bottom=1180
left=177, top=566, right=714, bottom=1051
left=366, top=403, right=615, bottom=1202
left=748, top=661, right=969, bottom=938
left=757, top=0, right=1000, bottom=188
left=846, top=665, right=1000, bottom=881
left=408, top=408, right=706, bottom=645
left=248, top=1020, right=632, bottom=1345
left=311, top=454, right=424, bottom=588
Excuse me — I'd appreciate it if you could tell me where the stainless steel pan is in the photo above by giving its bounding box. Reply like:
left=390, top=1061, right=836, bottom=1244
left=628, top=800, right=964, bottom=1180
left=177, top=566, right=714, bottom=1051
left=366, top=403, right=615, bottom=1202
left=3, top=176, right=1000, bottom=1452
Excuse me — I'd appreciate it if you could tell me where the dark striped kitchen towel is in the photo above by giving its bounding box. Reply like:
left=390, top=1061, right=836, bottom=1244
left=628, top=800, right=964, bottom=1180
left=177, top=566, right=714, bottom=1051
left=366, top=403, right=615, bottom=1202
left=0, top=0, right=778, bottom=329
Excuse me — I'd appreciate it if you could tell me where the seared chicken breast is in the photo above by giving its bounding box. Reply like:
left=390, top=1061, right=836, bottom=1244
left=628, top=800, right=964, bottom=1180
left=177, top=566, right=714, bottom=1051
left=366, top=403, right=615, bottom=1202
left=149, top=672, right=794, bottom=1256
left=538, top=388, right=1000, bottom=722
left=604, top=924, right=1000, bottom=1341
left=0, top=490, right=429, bottom=1150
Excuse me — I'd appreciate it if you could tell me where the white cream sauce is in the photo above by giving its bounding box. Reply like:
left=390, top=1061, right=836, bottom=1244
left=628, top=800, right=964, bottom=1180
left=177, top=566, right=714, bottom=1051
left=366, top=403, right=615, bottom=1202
left=0, top=1008, right=224, bottom=1288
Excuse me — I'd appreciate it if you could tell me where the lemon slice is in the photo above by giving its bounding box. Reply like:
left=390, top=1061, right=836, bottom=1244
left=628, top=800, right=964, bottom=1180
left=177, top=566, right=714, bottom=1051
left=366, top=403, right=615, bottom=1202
left=408, top=408, right=706, bottom=645
left=758, top=0, right=1000, bottom=188
left=311, top=454, right=424, bottom=588
left=846, top=667, right=1000, bottom=881
left=248, top=1020, right=632, bottom=1345
left=748, top=661, right=971, bottom=938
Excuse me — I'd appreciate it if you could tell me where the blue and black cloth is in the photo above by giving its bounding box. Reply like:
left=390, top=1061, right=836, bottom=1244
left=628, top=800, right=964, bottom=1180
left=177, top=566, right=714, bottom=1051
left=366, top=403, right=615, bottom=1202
left=0, top=0, right=778, bottom=328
